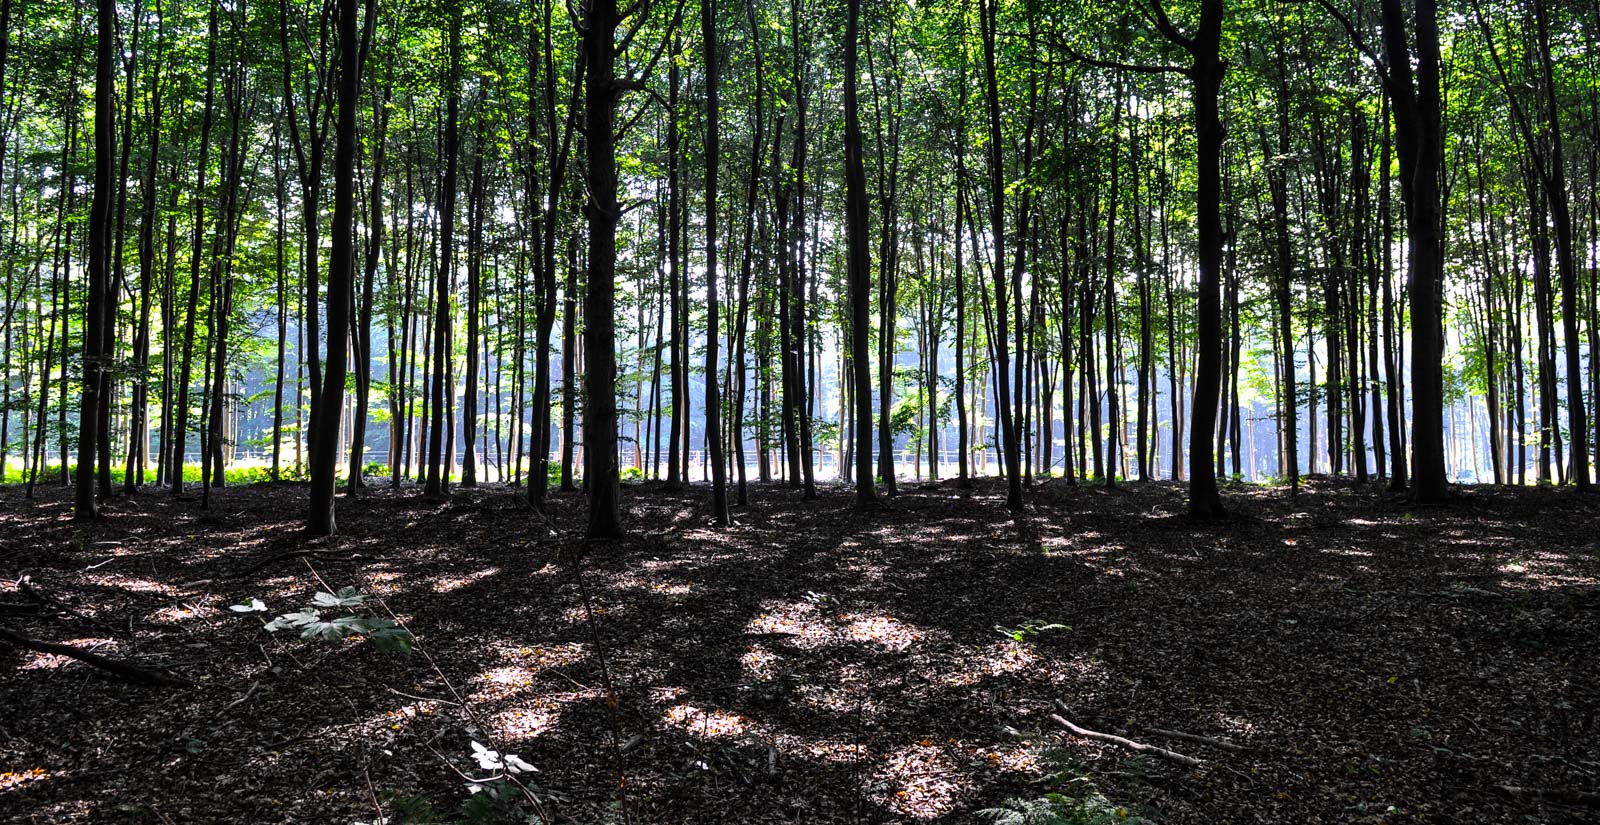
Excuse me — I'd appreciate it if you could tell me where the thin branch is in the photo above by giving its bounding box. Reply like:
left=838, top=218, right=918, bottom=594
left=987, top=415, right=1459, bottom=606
left=1045, top=34, right=1190, bottom=77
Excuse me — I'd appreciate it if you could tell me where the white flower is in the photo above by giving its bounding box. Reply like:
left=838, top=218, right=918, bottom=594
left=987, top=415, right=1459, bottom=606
left=469, top=741, right=537, bottom=774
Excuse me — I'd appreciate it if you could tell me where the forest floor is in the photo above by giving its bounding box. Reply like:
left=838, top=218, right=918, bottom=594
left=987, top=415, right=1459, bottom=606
left=1, top=476, right=1598, bottom=824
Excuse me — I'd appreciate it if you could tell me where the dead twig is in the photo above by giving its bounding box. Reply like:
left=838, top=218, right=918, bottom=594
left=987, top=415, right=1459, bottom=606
left=1147, top=727, right=1253, bottom=754
left=1049, top=701, right=1202, bottom=768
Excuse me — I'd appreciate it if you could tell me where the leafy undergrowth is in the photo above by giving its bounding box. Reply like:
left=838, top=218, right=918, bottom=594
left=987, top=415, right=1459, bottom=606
left=1, top=477, right=1597, bottom=823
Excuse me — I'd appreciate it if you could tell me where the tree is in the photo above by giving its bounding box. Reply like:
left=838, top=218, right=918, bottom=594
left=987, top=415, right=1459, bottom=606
left=1378, top=0, right=1448, bottom=503
left=76, top=0, right=115, bottom=519
left=844, top=0, right=874, bottom=505
left=308, top=0, right=362, bottom=535
left=703, top=0, right=730, bottom=525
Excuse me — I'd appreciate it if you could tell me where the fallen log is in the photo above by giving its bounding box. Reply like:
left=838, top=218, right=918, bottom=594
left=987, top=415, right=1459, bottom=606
left=1050, top=701, right=1202, bottom=768
left=0, top=626, right=189, bottom=687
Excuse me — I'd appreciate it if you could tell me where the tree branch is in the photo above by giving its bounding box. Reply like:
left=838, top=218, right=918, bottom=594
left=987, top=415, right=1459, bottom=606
left=1045, top=35, right=1191, bottom=77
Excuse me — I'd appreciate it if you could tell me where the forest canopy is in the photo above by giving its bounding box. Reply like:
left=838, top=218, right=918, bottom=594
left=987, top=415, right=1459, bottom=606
left=0, top=0, right=1596, bottom=531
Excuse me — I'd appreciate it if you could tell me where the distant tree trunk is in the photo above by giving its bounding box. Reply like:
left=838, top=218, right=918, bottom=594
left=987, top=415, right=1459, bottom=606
left=731, top=0, right=767, bottom=505
left=173, top=0, right=219, bottom=495
left=1378, top=98, right=1406, bottom=488
left=700, top=0, right=730, bottom=524
left=349, top=83, right=387, bottom=494
left=462, top=88, right=486, bottom=488
left=529, top=5, right=580, bottom=507
left=1532, top=0, right=1588, bottom=486
left=844, top=0, right=875, bottom=504
left=979, top=0, right=1020, bottom=510
left=1269, top=20, right=1298, bottom=491
left=789, top=0, right=816, bottom=499
left=103, top=0, right=141, bottom=497
left=664, top=37, right=684, bottom=489
left=425, top=0, right=461, bottom=499
left=953, top=57, right=972, bottom=488
left=560, top=237, right=577, bottom=490
left=126, top=0, right=164, bottom=491
left=280, top=0, right=330, bottom=467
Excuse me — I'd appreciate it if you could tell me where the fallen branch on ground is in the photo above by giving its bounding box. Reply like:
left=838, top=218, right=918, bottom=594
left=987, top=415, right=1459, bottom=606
left=0, top=626, right=190, bottom=687
left=1049, top=700, right=1202, bottom=767
left=1495, top=785, right=1600, bottom=807
left=1147, top=727, right=1253, bottom=754
left=19, top=577, right=122, bottom=636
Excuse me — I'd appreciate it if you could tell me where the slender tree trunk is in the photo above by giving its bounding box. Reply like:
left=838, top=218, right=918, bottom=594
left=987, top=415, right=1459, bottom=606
left=425, top=0, right=461, bottom=499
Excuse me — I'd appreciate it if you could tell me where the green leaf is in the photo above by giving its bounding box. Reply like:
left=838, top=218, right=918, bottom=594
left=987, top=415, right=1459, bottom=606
left=264, top=608, right=322, bottom=632
left=312, top=586, right=367, bottom=608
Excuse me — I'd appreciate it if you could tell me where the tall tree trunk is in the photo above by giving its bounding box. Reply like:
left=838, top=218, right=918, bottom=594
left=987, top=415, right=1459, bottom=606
left=425, top=0, right=461, bottom=499
left=173, top=0, right=219, bottom=495
left=979, top=0, right=1020, bottom=510
left=580, top=0, right=624, bottom=536
left=77, top=0, right=115, bottom=519
left=844, top=0, right=874, bottom=504
left=1379, top=0, right=1447, bottom=503
left=308, top=0, right=361, bottom=535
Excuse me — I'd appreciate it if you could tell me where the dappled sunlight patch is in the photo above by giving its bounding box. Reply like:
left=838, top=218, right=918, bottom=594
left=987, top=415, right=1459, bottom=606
left=20, top=638, right=113, bottom=671
left=488, top=702, right=562, bottom=742
left=792, top=738, right=869, bottom=764
left=465, top=642, right=587, bottom=702
left=149, top=603, right=220, bottom=624
left=873, top=741, right=969, bottom=819
left=739, top=644, right=780, bottom=681
left=471, top=666, right=538, bottom=701
left=428, top=566, right=501, bottom=593
left=662, top=703, right=749, bottom=739
left=0, top=767, right=49, bottom=792
left=381, top=701, right=442, bottom=728
left=797, top=680, right=861, bottom=716
left=84, top=574, right=178, bottom=596
left=980, top=640, right=1036, bottom=675
left=843, top=613, right=922, bottom=652
left=362, top=570, right=406, bottom=595
left=559, top=602, right=626, bottom=624
left=984, top=743, right=1042, bottom=774
left=745, top=601, right=834, bottom=649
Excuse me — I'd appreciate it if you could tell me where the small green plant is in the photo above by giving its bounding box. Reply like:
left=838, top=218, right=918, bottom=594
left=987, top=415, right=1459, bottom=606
left=235, top=586, right=414, bottom=652
left=976, top=791, right=1147, bottom=825
left=994, top=619, right=1070, bottom=643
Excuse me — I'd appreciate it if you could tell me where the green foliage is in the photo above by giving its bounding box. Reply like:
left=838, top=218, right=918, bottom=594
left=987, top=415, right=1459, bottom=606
left=978, top=746, right=1152, bottom=825
left=995, top=620, right=1070, bottom=643
left=251, top=586, right=414, bottom=653
left=976, top=792, right=1147, bottom=825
